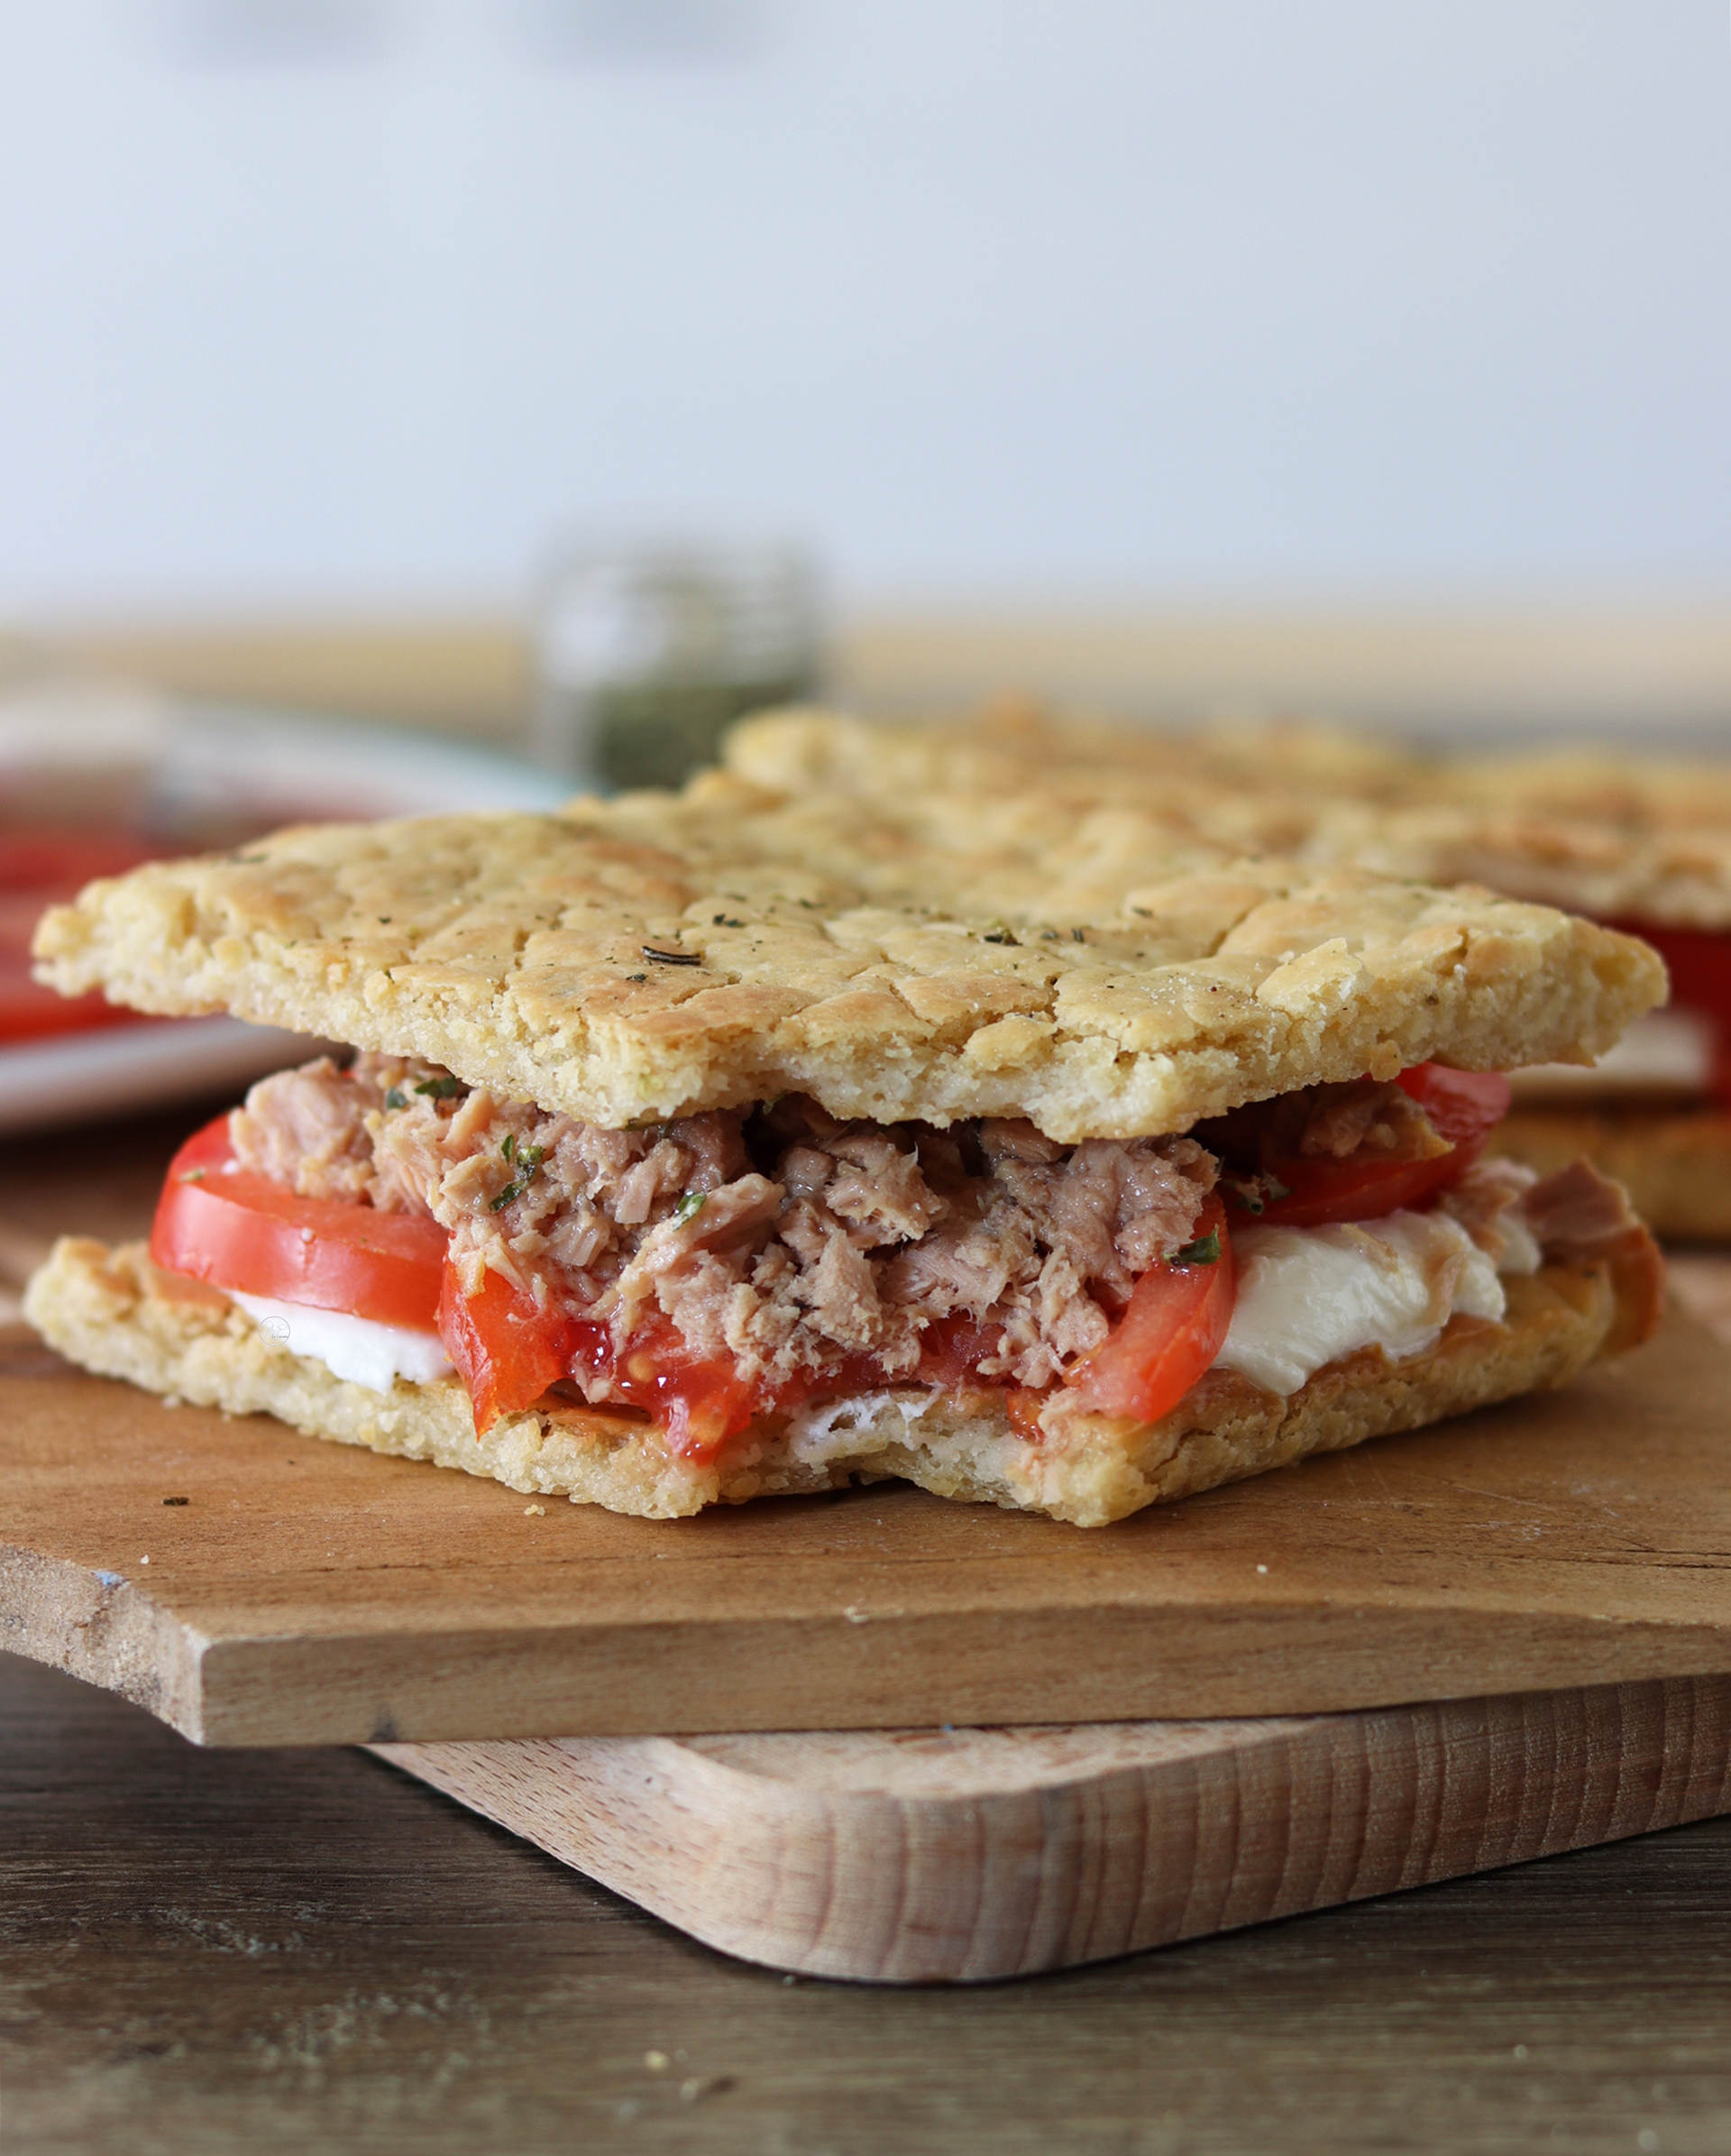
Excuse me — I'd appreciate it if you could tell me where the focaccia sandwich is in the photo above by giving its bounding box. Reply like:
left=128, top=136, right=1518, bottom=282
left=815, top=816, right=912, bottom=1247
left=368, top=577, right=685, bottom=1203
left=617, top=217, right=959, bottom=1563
left=25, top=774, right=1665, bottom=1527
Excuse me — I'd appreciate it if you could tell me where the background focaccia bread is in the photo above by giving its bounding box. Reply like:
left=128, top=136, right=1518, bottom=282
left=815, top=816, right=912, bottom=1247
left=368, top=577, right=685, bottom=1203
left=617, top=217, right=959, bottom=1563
left=1488, top=1106, right=1731, bottom=1243
left=32, top=778, right=1663, bottom=1142
left=727, top=707, right=1731, bottom=932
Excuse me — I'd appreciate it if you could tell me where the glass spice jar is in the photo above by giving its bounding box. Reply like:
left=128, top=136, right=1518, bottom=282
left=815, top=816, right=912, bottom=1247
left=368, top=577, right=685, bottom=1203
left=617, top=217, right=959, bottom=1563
left=533, top=535, right=823, bottom=789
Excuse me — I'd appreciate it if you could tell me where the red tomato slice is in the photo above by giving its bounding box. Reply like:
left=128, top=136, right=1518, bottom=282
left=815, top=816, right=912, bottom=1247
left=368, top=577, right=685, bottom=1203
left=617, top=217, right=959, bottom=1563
left=1064, top=1197, right=1235, bottom=1422
left=151, top=1115, right=447, bottom=1331
left=1229, top=1063, right=1511, bottom=1230
left=1238, top=1151, right=1454, bottom=1230
left=438, top=1264, right=582, bottom=1433
left=911, top=1314, right=1008, bottom=1390
left=438, top=1267, right=760, bottom=1454
left=607, top=1318, right=759, bottom=1458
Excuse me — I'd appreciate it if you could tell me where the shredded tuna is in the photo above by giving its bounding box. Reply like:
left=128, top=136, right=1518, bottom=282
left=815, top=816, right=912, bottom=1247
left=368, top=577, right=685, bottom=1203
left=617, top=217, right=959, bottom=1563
left=1199, top=1077, right=1451, bottom=1175
left=230, top=1057, right=381, bottom=1200
left=231, top=1056, right=1217, bottom=1400
left=1436, top=1157, right=1539, bottom=1265
left=1519, top=1159, right=1666, bottom=1351
left=824, top=1132, right=948, bottom=1246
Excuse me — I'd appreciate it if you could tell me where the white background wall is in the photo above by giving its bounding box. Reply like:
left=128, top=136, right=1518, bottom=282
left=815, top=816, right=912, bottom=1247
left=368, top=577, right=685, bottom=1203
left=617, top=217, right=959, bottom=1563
left=0, top=0, right=1726, bottom=615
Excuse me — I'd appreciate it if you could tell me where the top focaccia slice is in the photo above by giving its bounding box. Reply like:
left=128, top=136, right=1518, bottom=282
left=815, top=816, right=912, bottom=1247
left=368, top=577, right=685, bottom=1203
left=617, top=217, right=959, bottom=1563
left=32, top=773, right=1663, bottom=1142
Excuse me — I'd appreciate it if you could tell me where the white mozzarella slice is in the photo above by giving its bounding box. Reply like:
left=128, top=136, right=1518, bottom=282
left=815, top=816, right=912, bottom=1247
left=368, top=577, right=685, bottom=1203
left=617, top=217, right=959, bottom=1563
left=1213, top=1209, right=1505, bottom=1399
left=783, top=1389, right=938, bottom=1468
left=230, top=1290, right=453, bottom=1396
left=1508, top=1009, right=1715, bottom=1104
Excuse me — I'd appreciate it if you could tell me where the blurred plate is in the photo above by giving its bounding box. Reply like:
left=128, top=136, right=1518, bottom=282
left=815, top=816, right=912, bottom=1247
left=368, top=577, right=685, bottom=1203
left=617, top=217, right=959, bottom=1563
left=0, top=682, right=570, bottom=837
left=0, top=1016, right=340, bottom=1138
left=0, top=683, right=569, bottom=1133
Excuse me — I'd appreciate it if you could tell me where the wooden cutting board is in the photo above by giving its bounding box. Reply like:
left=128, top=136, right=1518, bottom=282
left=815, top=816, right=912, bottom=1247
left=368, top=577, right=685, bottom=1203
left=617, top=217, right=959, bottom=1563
left=372, top=1670, right=1731, bottom=1982
left=7, top=1296, right=1731, bottom=1745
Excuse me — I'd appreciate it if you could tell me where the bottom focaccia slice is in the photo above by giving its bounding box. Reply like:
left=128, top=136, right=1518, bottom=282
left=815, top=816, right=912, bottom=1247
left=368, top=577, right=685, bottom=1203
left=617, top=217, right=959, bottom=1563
left=26, top=1234, right=1634, bottom=1528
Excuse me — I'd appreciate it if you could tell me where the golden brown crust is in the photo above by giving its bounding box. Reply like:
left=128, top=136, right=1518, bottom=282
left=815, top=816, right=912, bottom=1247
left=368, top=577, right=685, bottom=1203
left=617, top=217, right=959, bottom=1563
left=1491, top=1106, right=1731, bottom=1243
left=32, top=775, right=1663, bottom=1141
left=24, top=1236, right=1626, bottom=1528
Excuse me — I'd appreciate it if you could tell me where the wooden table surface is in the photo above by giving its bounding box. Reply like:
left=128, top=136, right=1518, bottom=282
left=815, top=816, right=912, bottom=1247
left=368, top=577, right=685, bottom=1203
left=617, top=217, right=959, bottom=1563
left=12, top=1644, right=1731, bottom=2154
left=10, top=1113, right=1731, bottom=2149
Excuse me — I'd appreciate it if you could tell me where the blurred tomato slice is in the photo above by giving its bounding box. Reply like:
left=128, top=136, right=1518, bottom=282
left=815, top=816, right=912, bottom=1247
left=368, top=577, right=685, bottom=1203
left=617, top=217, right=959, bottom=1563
left=0, top=828, right=169, bottom=1042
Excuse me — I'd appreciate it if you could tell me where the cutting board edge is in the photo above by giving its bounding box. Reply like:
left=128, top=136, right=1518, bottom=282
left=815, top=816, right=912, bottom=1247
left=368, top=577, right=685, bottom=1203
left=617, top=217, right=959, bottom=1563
left=371, top=1670, right=1731, bottom=1983
left=183, top=1601, right=1731, bottom=1746
left=0, top=1543, right=210, bottom=1741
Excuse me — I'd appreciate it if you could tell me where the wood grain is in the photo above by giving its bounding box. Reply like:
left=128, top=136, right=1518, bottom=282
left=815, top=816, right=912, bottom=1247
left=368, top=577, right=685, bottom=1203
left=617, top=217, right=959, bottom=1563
left=21, top=1647, right=1731, bottom=2154
left=374, top=1674, right=1731, bottom=1982
left=3, top=1298, right=1731, bottom=1744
